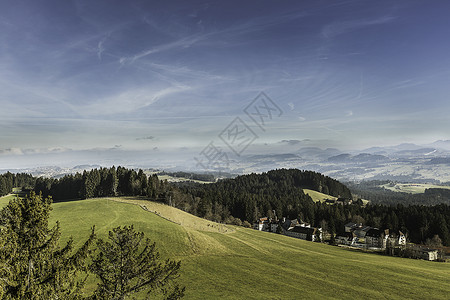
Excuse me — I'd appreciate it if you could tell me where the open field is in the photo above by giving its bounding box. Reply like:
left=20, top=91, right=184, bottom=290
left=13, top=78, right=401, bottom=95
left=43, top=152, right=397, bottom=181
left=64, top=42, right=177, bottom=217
left=381, top=183, right=450, bottom=194
left=41, top=197, right=449, bottom=299
left=303, top=189, right=337, bottom=203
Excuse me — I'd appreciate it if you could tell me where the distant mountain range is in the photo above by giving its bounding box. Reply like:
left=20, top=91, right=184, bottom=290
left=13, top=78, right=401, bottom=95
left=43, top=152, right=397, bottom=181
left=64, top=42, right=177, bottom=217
left=233, top=141, right=450, bottom=183
left=2, top=141, right=450, bottom=183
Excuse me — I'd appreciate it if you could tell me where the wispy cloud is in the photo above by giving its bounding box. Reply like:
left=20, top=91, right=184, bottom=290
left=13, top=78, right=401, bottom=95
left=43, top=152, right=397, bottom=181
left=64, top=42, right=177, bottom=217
left=119, top=34, right=205, bottom=66
left=119, top=8, right=308, bottom=66
left=322, top=15, right=396, bottom=38
left=97, top=39, right=106, bottom=60
left=66, top=82, right=195, bottom=118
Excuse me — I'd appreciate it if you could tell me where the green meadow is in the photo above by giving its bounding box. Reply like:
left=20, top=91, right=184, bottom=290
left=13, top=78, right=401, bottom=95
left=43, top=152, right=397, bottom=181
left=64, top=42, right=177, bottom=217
left=303, top=189, right=337, bottom=203
left=381, top=183, right=450, bottom=194
left=1, top=196, right=449, bottom=299
left=303, top=189, right=369, bottom=205
left=0, top=194, right=18, bottom=208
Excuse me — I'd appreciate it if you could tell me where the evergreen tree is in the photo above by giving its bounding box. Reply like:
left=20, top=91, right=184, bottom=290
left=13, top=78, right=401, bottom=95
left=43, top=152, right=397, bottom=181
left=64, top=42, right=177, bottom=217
left=0, top=192, right=95, bottom=299
left=137, top=169, right=148, bottom=196
left=83, top=171, right=96, bottom=199
left=90, top=225, right=184, bottom=300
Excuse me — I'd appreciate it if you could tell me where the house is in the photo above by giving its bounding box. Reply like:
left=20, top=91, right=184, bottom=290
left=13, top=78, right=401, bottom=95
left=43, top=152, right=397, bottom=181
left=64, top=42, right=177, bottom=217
left=353, top=225, right=372, bottom=239
left=285, top=225, right=322, bottom=242
left=422, top=249, right=439, bottom=261
left=270, top=220, right=279, bottom=233
left=280, top=218, right=304, bottom=231
left=387, top=231, right=406, bottom=246
left=289, top=219, right=300, bottom=228
left=398, top=231, right=406, bottom=246
left=365, top=228, right=389, bottom=249
left=336, top=232, right=357, bottom=246
left=344, top=222, right=358, bottom=232
left=407, top=245, right=439, bottom=261
left=337, top=197, right=353, bottom=205
left=253, top=217, right=270, bottom=231
left=280, top=217, right=291, bottom=232
left=325, top=199, right=337, bottom=205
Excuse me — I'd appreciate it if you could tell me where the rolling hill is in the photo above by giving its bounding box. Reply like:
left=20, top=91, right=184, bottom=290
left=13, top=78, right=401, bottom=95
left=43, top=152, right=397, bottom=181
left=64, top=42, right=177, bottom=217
left=32, top=197, right=449, bottom=299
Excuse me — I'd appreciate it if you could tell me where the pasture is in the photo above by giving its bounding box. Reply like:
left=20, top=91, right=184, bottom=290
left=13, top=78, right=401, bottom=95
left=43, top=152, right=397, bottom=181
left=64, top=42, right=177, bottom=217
left=381, top=183, right=450, bottom=194
left=1, top=195, right=449, bottom=299
left=44, top=197, right=449, bottom=299
left=303, top=188, right=337, bottom=203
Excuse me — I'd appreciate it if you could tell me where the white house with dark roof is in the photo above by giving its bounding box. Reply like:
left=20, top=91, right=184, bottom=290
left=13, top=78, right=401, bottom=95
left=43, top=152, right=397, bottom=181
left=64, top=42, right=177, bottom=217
left=285, top=225, right=322, bottom=242
left=354, top=225, right=372, bottom=239
left=336, top=232, right=357, bottom=246
left=253, top=217, right=269, bottom=231
left=407, top=245, right=439, bottom=261
left=387, top=230, right=406, bottom=246
left=344, top=222, right=358, bottom=232
left=365, top=228, right=389, bottom=249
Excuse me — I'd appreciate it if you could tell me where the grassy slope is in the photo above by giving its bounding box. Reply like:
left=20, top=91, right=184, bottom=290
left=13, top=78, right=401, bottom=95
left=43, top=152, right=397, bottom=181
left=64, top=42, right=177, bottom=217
left=0, top=194, right=17, bottom=208
left=1, top=195, right=449, bottom=299
left=303, top=189, right=337, bottom=203
left=303, top=189, right=370, bottom=205
left=45, top=197, right=450, bottom=299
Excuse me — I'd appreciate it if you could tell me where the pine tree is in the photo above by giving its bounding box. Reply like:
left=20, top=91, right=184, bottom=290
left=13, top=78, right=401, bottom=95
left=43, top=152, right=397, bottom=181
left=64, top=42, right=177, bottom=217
left=0, top=192, right=95, bottom=299
left=137, top=170, right=148, bottom=196
left=90, top=225, right=184, bottom=300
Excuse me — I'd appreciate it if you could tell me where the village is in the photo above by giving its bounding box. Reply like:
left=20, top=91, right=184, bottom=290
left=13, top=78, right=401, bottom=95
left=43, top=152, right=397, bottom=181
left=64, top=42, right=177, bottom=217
left=253, top=216, right=442, bottom=261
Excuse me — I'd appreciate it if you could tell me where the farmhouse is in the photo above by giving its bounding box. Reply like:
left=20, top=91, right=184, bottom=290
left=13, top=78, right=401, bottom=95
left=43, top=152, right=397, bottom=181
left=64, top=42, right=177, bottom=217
left=337, top=197, right=353, bottom=205
left=280, top=218, right=303, bottom=231
left=344, top=222, right=358, bottom=232
left=285, top=225, right=322, bottom=242
left=253, top=217, right=323, bottom=242
left=270, top=221, right=279, bottom=233
left=253, top=217, right=280, bottom=233
left=353, top=225, right=372, bottom=239
left=336, top=232, right=357, bottom=246
left=407, top=245, right=439, bottom=261
left=325, top=199, right=336, bottom=205
left=253, top=217, right=269, bottom=231
left=365, top=228, right=389, bottom=249
left=388, top=231, right=406, bottom=246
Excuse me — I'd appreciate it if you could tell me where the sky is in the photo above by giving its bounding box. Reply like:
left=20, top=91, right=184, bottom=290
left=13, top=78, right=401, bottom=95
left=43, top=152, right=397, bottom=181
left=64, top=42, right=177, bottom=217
left=1, top=0, right=450, bottom=169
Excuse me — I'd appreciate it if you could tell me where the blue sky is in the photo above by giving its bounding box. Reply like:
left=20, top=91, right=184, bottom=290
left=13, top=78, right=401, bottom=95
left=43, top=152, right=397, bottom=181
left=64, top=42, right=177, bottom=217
left=1, top=0, right=450, bottom=167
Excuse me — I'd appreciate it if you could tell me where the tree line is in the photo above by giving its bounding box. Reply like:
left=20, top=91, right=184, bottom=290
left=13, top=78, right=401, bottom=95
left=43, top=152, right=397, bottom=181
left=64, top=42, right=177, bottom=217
left=1, top=167, right=449, bottom=246
left=0, top=172, right=35, bottom=196
left=346, top=180, right=450, bottom=206
left=33, top=167, right=170, bottom=202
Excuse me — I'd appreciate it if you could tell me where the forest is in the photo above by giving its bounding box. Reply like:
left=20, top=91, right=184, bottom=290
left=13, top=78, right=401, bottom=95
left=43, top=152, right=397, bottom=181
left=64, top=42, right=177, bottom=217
left=176, top=169, right=449, bottom=246
left=0, top=168, right=449, bottom=246
left=347, top=180, right=450, bottom=205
